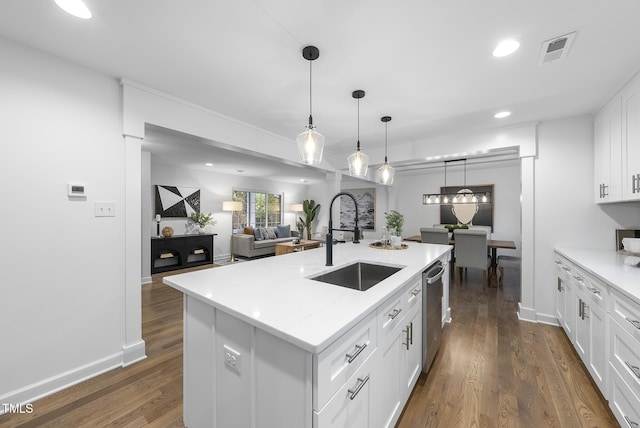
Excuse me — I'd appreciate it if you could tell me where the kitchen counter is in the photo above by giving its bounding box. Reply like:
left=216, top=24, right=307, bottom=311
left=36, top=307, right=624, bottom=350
left=164, top=238, right=451, bottom=353
left=555, top=247, right=640, bottom=303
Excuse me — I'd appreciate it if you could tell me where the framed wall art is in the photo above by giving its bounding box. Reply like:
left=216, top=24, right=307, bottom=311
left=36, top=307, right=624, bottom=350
left=154, top=185, right=201, bottom=218
left=340, top=188, right=375, bottom=230
left=439, top=184, right=493, bottom=230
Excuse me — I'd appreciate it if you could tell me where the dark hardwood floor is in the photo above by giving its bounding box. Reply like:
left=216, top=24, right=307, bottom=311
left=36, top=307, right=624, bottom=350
left=0, top=265, right=618, bottom=427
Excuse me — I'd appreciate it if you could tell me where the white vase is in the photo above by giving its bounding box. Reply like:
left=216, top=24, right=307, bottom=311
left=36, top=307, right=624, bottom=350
left=391, top=235, right=402, bottom=248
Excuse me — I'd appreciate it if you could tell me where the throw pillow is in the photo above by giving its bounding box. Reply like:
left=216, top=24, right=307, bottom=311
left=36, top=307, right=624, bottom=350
left=254, top=227, right=263, bottom=241
left=243, top=226, right=254, bottom=235
left=276, top=224, right=290, bottom=238
left=262, top=227, right=277, bottom=240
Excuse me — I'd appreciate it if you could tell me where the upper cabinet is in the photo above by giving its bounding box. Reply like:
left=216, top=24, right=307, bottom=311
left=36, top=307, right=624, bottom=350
left=622, top=75, right=640, bottom=200
left=595, top=72, right=640, bottom=203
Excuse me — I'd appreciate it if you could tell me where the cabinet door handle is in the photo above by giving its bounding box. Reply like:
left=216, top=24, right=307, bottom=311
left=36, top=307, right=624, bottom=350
left=582, top=301, right=589, bottom=319
left=587, top=286, right=600, bottom=295
left=626, top=317, right=640, bottom=330
left=625, top=361, right=640, bottom=379
left=578, top=299, right=583, bottom=319
left=409, top=321, right=413, bottom=345
left=625, top=415, right=639, bottom=428
left=603, top=183, right=609, bottom=197
left=345, top=343, right=367, bottom=364
left=388, top=308, right=402, bottom=320
left=347, top=376, right=370, bottom=400
left=557, top=279, right=564, bottom=292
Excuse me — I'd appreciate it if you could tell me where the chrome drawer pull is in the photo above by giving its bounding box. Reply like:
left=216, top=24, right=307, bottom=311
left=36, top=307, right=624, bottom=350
left=388, top=308, right=402, bottom=320
left=554, top=260, right=562, bottom=265
left=411, top=288, right=421, bottom=297
left=626, top=317, right=640, bottom=330
left=625, top=361, right=640, bottom=379
left=409, top=321, right=413, bottom=345
left=345, top=343, right=367, bottom=364
left=587, top=286, right=600, bottom=295
left=573, top=275, right=583, bottom=282
left=348, top=376, right=370, bottom=400
left=562, top=266, right=571, bottom=272
left=625, top=415, right=639, bottom=428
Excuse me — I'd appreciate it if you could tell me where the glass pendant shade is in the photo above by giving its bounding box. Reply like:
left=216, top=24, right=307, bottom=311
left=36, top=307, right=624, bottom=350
left=297, top=124, right=324, bottom=164
left=376, top=163, right=395, bottom=185
left=348, top=148, right=369, bottom=177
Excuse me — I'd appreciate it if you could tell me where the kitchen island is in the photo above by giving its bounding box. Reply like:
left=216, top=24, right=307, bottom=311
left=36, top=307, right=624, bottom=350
left=165, top=239, right=451, bottom=428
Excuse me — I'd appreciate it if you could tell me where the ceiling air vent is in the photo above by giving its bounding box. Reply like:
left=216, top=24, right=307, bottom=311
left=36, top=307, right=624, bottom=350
left=538, top=32, right=576, bottom=65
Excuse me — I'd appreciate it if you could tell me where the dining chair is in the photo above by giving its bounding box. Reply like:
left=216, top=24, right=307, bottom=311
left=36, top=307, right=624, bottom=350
left=453, top=229, right=491, bottom=288
left=497, top=255, right=521, bottom=287
left=420, top=227, right=449, bottom=245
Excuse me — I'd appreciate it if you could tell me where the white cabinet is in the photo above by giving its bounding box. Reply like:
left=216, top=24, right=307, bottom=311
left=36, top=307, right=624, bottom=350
left=555, top=255, right=575, bottom=341
left=622, top=74, right=640, bottom=200
left=593, top=96, right=622, bottom=202
left=373, top=275, right=424, bottom=428
left=594, top=71, right=640, bottom=203
left=573, top=271, right=608, bottom=394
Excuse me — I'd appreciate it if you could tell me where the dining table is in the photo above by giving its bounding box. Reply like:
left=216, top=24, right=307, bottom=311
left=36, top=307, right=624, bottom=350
left=404, top=235, right=517, bottom=287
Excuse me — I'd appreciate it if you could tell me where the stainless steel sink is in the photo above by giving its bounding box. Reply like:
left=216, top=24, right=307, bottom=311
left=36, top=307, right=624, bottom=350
left=310, top=262, right=403, bottom=291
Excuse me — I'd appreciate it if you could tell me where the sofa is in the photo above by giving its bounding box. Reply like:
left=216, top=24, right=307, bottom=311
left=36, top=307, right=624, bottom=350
left=232, top=225, right=298, bottom=258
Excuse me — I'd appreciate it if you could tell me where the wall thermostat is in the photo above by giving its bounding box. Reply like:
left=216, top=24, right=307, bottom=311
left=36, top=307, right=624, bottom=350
left=67, top=183, right=86, bottom=198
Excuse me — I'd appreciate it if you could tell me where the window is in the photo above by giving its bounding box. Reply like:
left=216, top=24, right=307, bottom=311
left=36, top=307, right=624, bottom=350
left=232, top=190, right=282, bottom=230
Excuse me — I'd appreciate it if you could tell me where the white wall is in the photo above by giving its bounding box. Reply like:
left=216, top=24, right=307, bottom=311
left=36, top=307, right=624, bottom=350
left=533, top=115, right=640, bottom=319
left=0, top=37, right=131, bottom=404
left=147, top=156, right=308, bottom=268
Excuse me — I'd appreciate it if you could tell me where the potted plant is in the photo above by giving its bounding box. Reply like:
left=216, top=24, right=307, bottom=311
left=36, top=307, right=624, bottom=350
left=189, top=212, right=217, bottom=234
left=384, top=210, right=405, bottom=247
left=299, top=199, right=321, bottom=241
left=295, top=219, right=305, bottom=244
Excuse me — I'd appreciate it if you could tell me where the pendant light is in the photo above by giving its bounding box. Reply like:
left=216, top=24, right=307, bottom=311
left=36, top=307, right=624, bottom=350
left=376, top=116, right=395, bottom=185
left=422, top=159, right=491, bottom=205
left=297, top=46, right=324, bottom=165
left=348, top=90, right=369, bottom=177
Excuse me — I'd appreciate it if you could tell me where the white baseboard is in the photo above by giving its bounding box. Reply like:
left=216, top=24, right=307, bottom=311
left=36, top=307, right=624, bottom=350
left=517, top=302, right=537, bottom=323
left=141, top=276, right=152, bottom=284
left=0, top=352, right=123, bottom=412
left=122, top=340, right=147, bottom=367
left=535, top=312, right=560, bottom=326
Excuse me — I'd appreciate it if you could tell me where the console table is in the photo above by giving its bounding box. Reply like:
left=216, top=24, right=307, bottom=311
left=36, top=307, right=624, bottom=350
left=151, top=234, right=216, bottom=274
left=275, top=240, right=321, bottom=256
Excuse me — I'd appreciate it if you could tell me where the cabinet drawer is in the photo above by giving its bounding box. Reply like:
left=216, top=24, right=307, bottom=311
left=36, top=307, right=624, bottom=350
left=611, top=317, right=640, bottom=400
left=378, top=289, right=405, bottom=342
left=573, top=266, right=609, bottom=309
left=611, top=289, right=640, bottom=340
left=609, top=363, right=640, bottom=428
left=313, top=350, right=374, bottom=427
left=554, top=254, right=572, bottom=281
left=404, top=276, right=422, bottom=312
left=314, top=311, right=377, bottom=410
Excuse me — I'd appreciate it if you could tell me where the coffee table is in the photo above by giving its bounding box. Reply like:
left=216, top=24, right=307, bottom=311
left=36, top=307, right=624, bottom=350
left=275, top=240, right=321, bottom=256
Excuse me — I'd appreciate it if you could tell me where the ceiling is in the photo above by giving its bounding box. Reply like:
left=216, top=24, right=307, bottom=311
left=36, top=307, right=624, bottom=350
left=2, top=0, right=640, bottom=181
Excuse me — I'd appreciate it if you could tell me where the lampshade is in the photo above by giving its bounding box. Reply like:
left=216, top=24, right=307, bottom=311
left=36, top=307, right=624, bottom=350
left=297, top=46, right=324, bottom=165
left=289, top=203, right=304, bottom=212
left=376, top=116, right=395, bottom=185
left=348, top=90, right=369, bottom=177
left=222, top=201, right=242, bottom=212
left=297, top=128, right=324, bottom=165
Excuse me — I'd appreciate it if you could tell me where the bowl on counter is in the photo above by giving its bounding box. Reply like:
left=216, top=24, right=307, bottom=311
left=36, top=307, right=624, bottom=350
left=623, top=237, right=640, bottom=253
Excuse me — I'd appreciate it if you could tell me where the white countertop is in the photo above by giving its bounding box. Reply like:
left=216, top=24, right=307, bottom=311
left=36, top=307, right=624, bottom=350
left=555, top=247, right=640, bottom=303
left=164, top=239, right=451, bottom=353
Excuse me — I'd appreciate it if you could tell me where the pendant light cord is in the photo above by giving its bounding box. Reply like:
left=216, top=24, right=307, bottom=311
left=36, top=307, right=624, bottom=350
left=356, top=97, right=361, bottom=150
left=308, top=60, right=313, bottom=126
left=384, top=121, right=388, bottom=163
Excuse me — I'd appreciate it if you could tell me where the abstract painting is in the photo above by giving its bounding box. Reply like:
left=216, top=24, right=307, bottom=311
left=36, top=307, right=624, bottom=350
left=154, top=185, right=200, bottom=218
left=340, top=188, right=375, bottom=230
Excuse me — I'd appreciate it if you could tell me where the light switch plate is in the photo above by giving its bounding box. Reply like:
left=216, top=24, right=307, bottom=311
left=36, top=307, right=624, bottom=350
left=95, top=201, right=116, bottom=217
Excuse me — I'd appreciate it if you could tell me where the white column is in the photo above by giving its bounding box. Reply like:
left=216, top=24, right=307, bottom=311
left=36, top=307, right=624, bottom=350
left=123, top=134, right=146, bottom=365
left=518, top=156, right=536, bottom=322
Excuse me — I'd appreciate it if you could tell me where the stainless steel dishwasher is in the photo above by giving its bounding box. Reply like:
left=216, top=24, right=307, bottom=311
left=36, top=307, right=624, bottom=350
left=423, top=261, right=444, bottom=373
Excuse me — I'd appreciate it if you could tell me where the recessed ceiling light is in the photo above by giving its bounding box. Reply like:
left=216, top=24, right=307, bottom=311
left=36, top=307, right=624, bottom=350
left=494, top=111, right=511, bottom=119
left=299, top=179, right=308, bottom=183
left=205, top=163, right=213, bottom=167
left=54, top=0, right=93, bottom=19
left=236, top=169, right=244, bottom=173
left=493, top=40, right=520, bottom=57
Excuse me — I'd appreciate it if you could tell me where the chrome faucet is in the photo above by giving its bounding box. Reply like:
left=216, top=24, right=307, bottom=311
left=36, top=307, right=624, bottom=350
left=326, top=192, right=360, bottom=266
